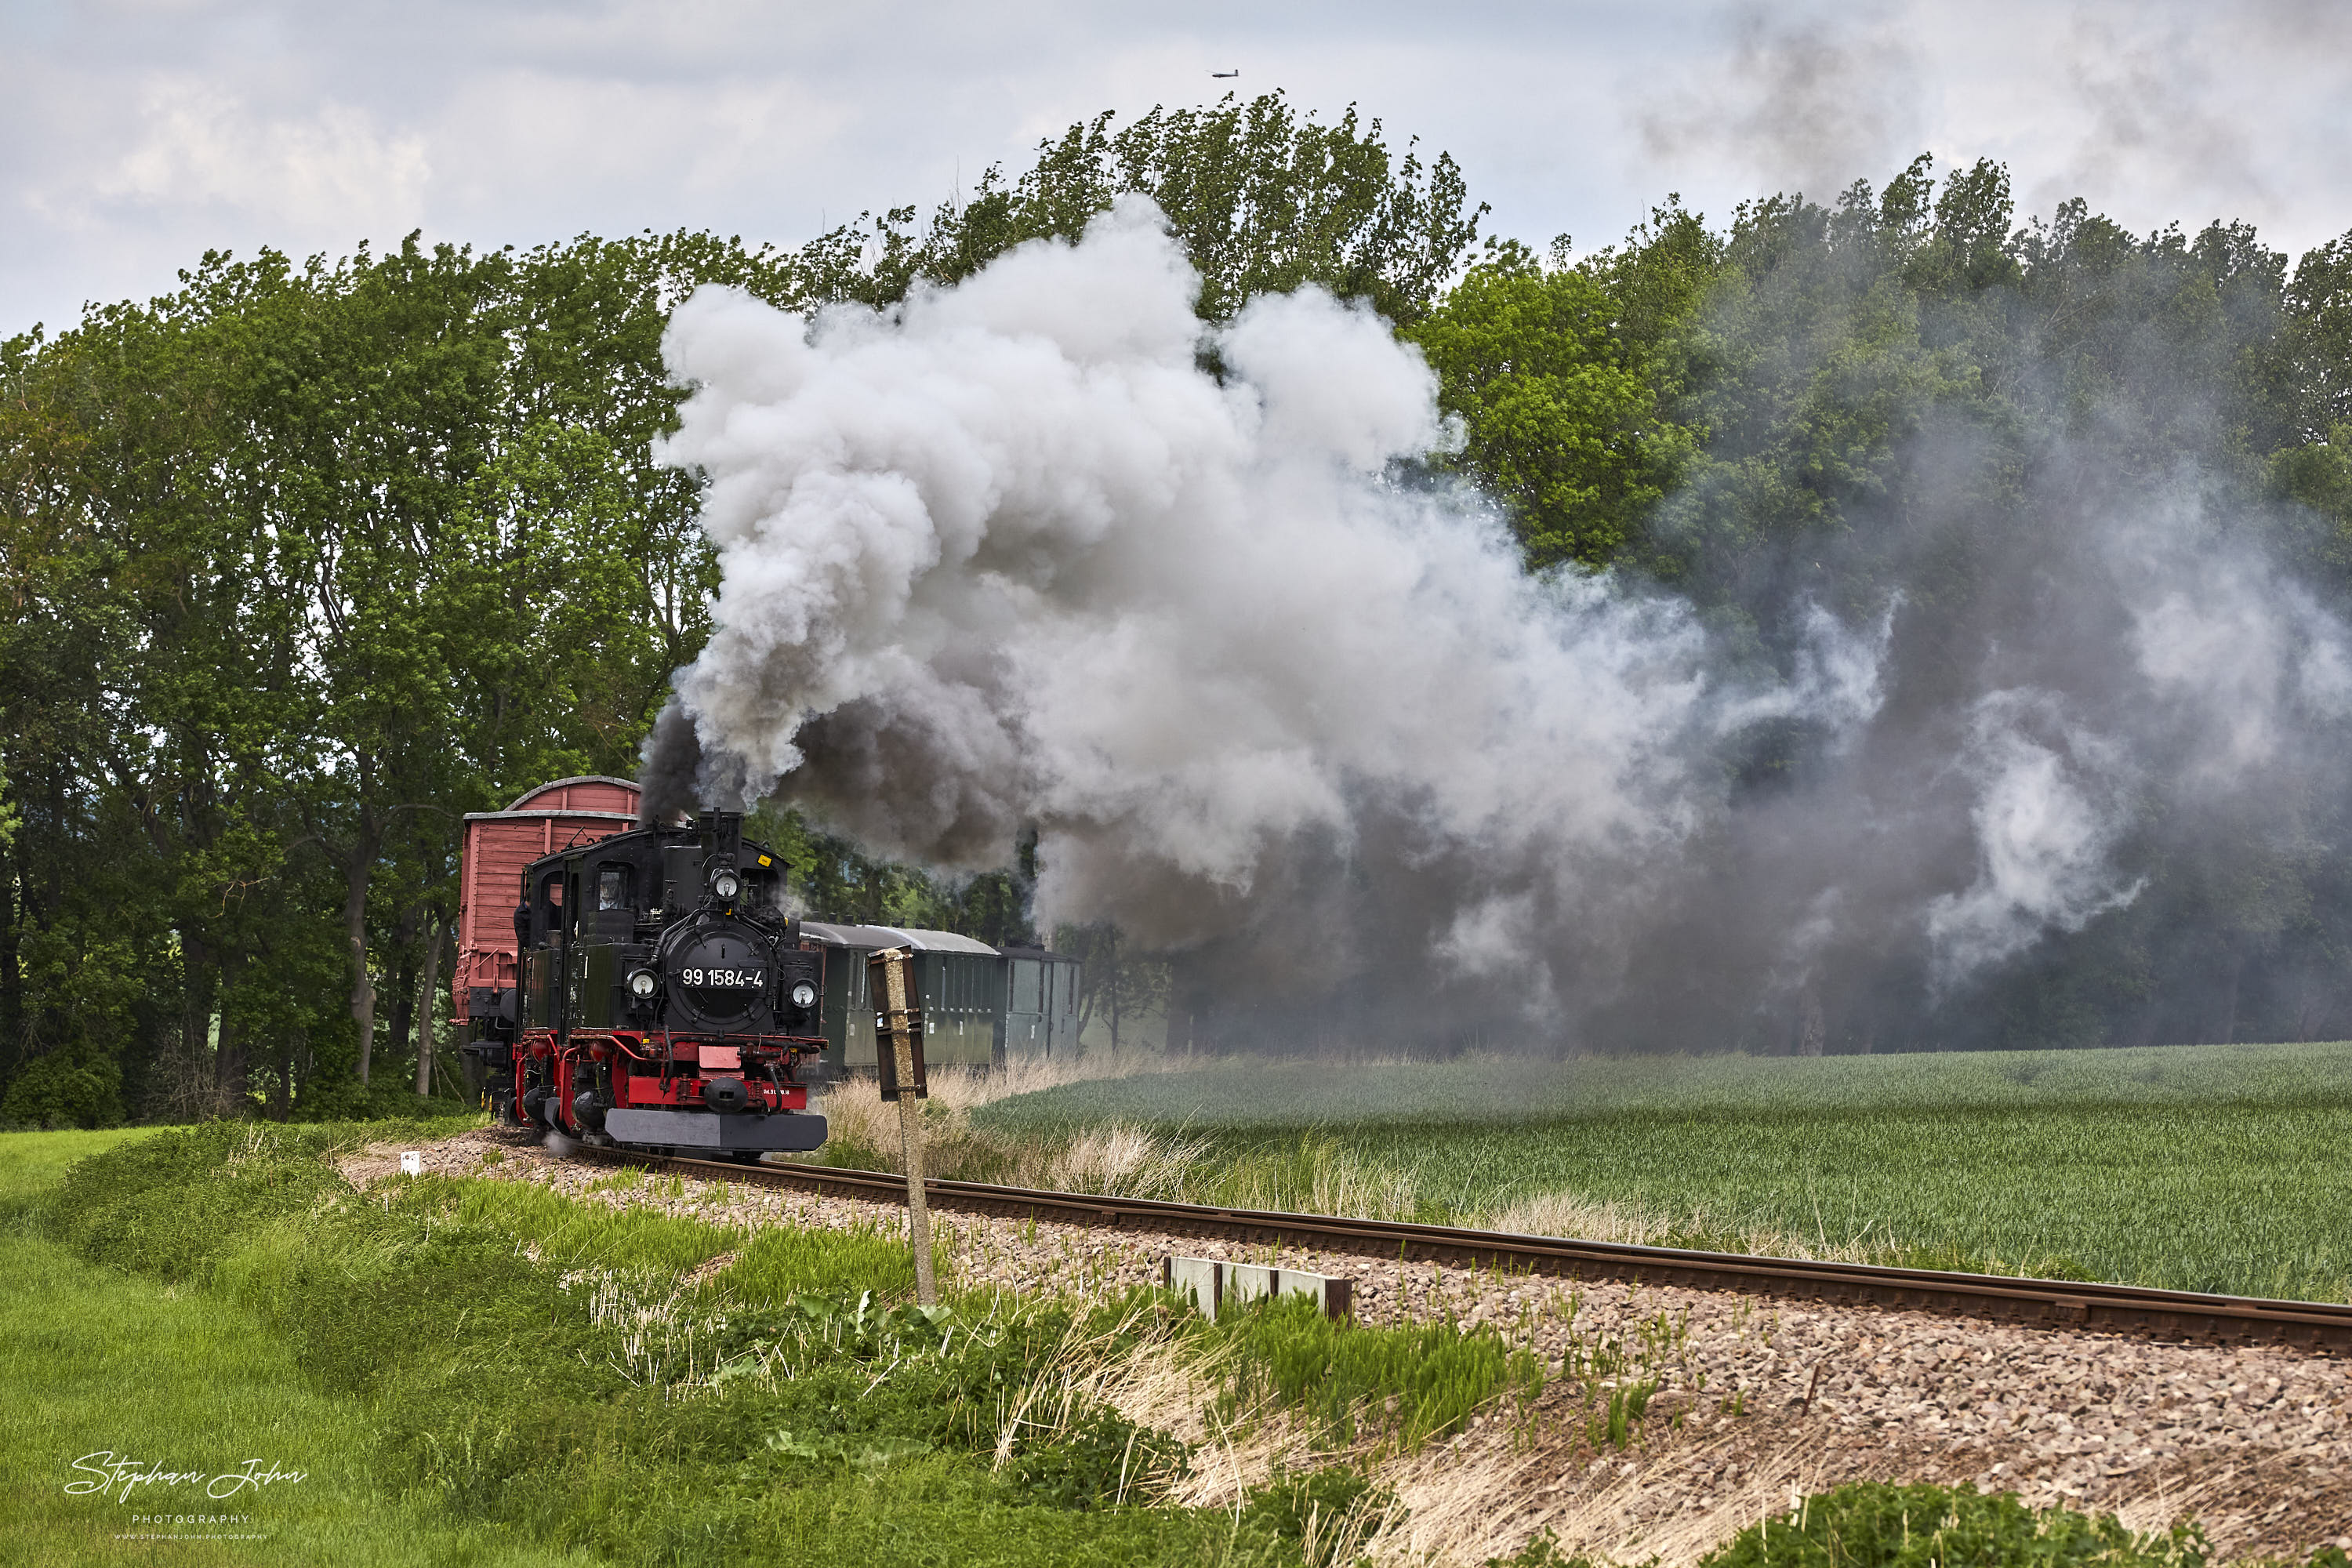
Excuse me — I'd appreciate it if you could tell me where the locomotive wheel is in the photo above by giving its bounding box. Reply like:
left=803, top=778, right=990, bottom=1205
left=723, top=1150, right=767, bottom=1166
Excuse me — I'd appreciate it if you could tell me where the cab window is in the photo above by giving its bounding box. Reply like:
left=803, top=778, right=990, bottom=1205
left=535, top=872, right=564, bottom=945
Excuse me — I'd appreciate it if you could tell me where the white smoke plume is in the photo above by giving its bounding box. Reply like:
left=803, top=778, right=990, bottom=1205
left=1922, top=690, right=2143, bottom=992
left=644, top=196, right=2352, bottom=1049
left=649, top=198, right=1875, bottom=1007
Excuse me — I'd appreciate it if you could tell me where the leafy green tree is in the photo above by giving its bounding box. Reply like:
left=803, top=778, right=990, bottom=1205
left=2268, top=229, right=2352, bottom=568
left=794, top=93, right=1486, bottom=327
left=747, top=803, right=1036, bottom=948
left=1587, top=155, right=2352, bottom=1053
left=0, top=226, right=779, bottom=1120
left=16, top=115, right=2352, bottom=1102
left=1407, top=239, right=1699, bottom=569
left=2, top=285, right=319, bottom=1120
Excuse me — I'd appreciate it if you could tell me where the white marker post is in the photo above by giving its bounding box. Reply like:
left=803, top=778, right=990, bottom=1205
left=869, top=946, right=935, bottom=1306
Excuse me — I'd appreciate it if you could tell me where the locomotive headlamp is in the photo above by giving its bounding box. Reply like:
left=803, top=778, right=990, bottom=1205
left=710, top=867, right=742, bottom=902
left=626, top=968, right=659, bottom=1000
left=789, top=980, right=818, bottom=1010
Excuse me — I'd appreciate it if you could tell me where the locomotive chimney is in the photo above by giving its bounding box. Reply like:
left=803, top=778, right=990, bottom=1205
left=696, top=808, right=744, bottom=866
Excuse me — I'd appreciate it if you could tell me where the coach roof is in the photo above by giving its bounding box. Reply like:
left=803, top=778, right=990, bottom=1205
left=799, top=922, right=1000, bottom=956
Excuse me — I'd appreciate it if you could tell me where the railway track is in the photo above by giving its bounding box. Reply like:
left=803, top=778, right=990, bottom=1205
left=570, top=1141, right=2352, bottom=1356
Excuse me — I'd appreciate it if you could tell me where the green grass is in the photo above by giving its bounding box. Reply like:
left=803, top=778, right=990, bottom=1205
left=0, top=1235, right=593, bottom=1567
left=982, top=1040, right=2352, bottom=1129
left=1211, top=1293, right=1545, bottom=1450
left=437, top=1171, right=742, bottom=1272
left=1497, top=1479, right=2227, bottom=1568
left=9, top=1123, right=1305, bottom=1567
left=978, top=1043, right=2352, bottom=1300
left=723, top=1221, right=923, bottom=1302
left=0, top=1127, right=582, bottom=1566
left=0, top=1123, right=167, bottom=1201
left=8, top=1120, right=2318, bottom=1566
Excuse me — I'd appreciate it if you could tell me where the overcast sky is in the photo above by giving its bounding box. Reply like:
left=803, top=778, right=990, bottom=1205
left=5, top=0, right=2348, bottom=336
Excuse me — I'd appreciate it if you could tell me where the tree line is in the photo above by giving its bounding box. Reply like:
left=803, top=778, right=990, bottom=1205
left=5, top=93, right=2352, bottom=1123
left=0, top=94, right=1476, bottom=1123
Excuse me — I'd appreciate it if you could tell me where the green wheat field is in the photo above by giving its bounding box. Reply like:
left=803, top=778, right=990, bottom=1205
left=976, top=1041, right=2352, bottom=1301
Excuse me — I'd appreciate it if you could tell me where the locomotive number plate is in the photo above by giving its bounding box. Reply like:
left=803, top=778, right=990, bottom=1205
left=680, top=967, right=762, bottom=989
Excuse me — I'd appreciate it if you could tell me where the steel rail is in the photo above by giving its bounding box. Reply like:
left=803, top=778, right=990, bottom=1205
left=568, top=1142, right=2352, bottom=1356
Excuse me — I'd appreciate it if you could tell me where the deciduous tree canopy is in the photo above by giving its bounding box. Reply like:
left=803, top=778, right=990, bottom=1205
left=5, top=105, right=2352, bottom=1122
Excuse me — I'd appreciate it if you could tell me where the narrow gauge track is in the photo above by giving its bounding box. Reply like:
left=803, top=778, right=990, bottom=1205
left=569, top=1142, right=2352, bottom=1356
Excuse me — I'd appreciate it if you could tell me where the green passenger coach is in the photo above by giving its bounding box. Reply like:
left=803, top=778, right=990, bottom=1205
left=799, top=923, right=1083, bottom=1081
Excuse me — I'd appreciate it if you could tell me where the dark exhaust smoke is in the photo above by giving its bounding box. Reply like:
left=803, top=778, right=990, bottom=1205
left=637, top=194, right=2352, bottom=1051
left=637, top=699, right=720, bottom=827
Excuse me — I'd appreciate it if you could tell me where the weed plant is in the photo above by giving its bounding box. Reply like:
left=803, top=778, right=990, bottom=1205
left=723, top=1221, right=923, bottom=1301
left=1690, top=1479, right=2212, bottom=1568
left=436, top=1173, right=741, bottom=1272
left=1209, top=1293, right=1544, bottom=1450
left=1486, top=1481, right=2352, bottom=1568
left=1238, top=1468, right=1398, bottom=1568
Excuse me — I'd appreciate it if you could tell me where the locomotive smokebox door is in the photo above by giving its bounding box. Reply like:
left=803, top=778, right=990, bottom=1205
left=869, top=946, right=927, bottom=1102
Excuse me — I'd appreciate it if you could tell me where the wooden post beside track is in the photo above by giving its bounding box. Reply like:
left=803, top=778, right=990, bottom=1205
left=869, top=946, right=935, bottom=1306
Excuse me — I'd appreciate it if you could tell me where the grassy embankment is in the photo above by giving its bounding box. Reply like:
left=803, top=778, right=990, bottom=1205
left=0, top=1122, right=589, bottom=1566
left=2, top=1116, right=2260, bottom=1567
left=954, top=1040, right=2352, bottom=1301
left=0, top=1119, right=1555, bottom=1566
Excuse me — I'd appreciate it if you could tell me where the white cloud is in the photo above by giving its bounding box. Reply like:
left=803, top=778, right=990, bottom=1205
left=2, top=0, right=2347, bottom=334
left=74, top=77, right=429, bottom=233
left=1923, top=690, right=2143, bottom=992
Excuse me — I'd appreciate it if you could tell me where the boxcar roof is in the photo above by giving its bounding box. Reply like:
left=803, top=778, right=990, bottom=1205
left=503, top=775, right=641, bottom=812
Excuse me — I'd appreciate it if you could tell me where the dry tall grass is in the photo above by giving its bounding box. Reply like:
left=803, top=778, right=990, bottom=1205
left=815, top=1052, right=1939, bottom=1261
left=964, top=1290, right=1360, bottom=1519
left=811, top=1050, right=1206, bottom=1197
left=1201, top=1139, right=1422, bottom=1221
left=1416, top=1434, right=1828, bottom=1568
left=814, top=1065, right=1440, bottom=1218
left=1483, top=1189, right=1878, bottom=1265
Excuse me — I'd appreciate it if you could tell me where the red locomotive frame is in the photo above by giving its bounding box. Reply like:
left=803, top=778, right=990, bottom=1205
left=509, top=1031, right=815, bottom=1121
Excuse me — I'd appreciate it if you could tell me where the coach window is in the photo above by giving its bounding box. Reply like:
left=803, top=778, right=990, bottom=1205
left=597, top=865, right=631, bottom=912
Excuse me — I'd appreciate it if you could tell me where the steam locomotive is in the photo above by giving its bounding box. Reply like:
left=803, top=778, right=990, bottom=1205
left=459, top=797, right=829, bottom=1159
left=452, top=777, right=1083, bottom=1160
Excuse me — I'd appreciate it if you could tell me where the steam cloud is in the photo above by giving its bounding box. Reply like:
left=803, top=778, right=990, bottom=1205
left=644, top=198, right=2352, bottom=1049
left=1635, top=9, right=1924, bottom=202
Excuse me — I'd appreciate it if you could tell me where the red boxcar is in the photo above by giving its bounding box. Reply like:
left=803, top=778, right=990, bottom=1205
left=452, top=775, right=642, bottom=1034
